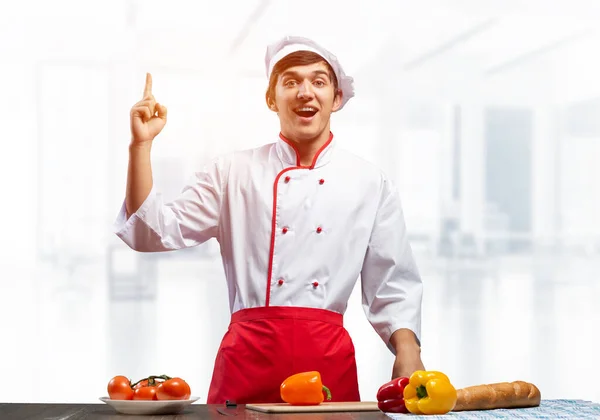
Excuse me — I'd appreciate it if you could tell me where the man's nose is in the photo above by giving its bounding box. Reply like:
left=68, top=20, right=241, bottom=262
left=297, top=80, right=315, bottom=99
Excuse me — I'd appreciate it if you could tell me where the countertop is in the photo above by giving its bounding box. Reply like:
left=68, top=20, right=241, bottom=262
left=0, top=403, right=390, bottom=420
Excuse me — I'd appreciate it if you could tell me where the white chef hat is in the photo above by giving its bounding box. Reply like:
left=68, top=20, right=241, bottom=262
left=265, top=35, right=355, bottom=110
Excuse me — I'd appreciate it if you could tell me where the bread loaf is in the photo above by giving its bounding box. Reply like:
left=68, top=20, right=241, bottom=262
left=453, top=381, right=541, bottom=411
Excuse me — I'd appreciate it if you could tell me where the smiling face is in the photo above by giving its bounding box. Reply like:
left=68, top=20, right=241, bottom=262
left=266, top=52, right=342, bottom=144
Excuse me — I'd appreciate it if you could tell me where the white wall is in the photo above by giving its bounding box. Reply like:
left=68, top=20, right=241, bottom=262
left=1, top=0, right=599, bottom=406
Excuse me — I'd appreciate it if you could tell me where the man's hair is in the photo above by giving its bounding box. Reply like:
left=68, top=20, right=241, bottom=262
left=266, top=51, right=340, bottom=104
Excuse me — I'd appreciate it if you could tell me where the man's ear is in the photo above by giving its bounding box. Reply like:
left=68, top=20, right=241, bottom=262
left=332, top=89, right=343, bottom=112
left=265, top=92, right=278, bottom=112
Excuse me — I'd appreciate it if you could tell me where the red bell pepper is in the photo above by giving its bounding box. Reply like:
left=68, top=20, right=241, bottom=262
left=376, top=376, right=410, bottom=413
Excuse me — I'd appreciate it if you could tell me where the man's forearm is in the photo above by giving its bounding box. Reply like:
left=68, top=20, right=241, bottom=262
left=390, top=328, right=420, bottom=353
left=125, top=143, right=153, bottom=217
left=390, top=328, right=425, bottom=379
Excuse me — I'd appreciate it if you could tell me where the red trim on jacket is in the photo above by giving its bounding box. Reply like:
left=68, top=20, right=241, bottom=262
left=265, top=132, right=334, bottom=306
left=278, top=132, right=334, bottom=169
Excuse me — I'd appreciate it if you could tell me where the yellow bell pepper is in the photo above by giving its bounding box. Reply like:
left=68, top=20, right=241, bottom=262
left=403, top=370, right=457, bottom=415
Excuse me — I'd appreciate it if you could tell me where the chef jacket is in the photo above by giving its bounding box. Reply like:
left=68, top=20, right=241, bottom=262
left=113, top=133, right=423, bottom=352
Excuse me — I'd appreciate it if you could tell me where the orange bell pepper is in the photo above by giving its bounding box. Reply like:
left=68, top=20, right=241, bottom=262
left=280, top=371, right=332, bottom=405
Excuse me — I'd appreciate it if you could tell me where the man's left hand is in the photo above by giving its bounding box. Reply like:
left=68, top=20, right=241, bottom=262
left=392, top=345, right=425, bottom=379
left=389, top=328, right=425, bottom=379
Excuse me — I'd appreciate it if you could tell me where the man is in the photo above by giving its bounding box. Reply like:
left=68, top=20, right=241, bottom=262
left=114, top=35, right=425, bottom=404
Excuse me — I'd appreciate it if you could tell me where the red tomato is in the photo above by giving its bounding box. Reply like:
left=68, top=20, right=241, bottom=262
left=135, top=379, right=165, bottom=388
left=156, top=378, right=191, bottom=400
left=107, top=376, right=134, bottom=400
left=133, top=385, right=158, bottom=400
left=133, top=379, right=155, bottom=389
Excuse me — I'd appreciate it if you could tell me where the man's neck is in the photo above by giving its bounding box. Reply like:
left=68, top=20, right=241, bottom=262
left=283, top=129, right=331, bottom=167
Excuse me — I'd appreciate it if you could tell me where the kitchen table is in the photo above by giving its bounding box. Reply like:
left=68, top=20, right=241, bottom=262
left=3, top=399, right=600, bottom=419
left=0, top=403, right=389, bottom=419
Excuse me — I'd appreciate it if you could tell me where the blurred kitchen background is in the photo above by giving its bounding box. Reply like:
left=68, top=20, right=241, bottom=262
left=1, top=0, right=599, bottom=405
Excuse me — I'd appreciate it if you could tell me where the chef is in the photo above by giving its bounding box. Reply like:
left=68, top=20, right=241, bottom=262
left=114, top=35, right=425, bottom=404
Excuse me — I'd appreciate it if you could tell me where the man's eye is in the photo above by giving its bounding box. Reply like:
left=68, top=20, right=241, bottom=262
left=314, top=80, right=325, bottom=87
left=285, top=80, right=297, bottom=87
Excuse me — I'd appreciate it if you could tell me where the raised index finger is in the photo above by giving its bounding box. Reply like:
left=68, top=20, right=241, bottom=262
left=143, top=73, right=152, bottom=98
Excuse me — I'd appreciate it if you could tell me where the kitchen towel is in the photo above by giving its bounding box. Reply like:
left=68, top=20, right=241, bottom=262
left=384, top=399, right=600, bottom=419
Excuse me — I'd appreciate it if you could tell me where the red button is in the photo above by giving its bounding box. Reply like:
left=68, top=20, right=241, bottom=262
left=282, top=227, right=288, bottom=234
left=278, top=279, right=284, bottom=286
left=284, top=176, right=290, bottom=183
left=319, top=179, right=325, bottom=185
left=316, top=227, right=322, bottom=233
left=312, top=281, right=319, bottom=287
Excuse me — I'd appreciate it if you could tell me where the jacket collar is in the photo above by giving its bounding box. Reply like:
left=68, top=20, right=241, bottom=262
left=276, top=132, right=335, bottom=169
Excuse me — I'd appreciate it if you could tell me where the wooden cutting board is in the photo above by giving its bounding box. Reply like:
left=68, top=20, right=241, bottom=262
left=245, top=401, right=380, bottom=413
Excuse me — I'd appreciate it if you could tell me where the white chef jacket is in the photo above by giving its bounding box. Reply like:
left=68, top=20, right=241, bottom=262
left=113, top=133, right=423, bottom=352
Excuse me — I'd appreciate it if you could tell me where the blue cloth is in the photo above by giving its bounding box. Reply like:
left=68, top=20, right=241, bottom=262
left=384, top=400, right=600, bottom=419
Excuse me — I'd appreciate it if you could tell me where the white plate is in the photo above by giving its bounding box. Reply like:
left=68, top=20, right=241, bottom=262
left=99, top=396, right=200, bottom=415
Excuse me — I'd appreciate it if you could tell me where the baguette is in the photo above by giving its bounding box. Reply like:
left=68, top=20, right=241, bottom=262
left=453, top=381, right=541, bottom=411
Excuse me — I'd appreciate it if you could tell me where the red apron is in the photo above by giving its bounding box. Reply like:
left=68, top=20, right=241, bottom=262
left=206, top=306, right=361, bottom=404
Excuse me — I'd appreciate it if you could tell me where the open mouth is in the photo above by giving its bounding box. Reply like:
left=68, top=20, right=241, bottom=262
left=294, top=107, right=318, bottom=118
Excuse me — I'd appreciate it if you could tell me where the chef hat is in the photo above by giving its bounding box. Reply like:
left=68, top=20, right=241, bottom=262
left=265, top=35, right=355, bottom=110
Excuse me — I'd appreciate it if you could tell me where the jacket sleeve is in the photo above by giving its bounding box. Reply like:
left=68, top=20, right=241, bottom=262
left=360, top=176, right=423, bottom=354
left=113, top=158, right=226, bottom=252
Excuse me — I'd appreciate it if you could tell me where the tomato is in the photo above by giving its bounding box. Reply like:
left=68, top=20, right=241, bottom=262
left=133, top=385, right=158, bottom=400
left=156, top=378, right=191, bottom=400
left=107, top=375, right=134, bottom=400
left=133, top=379, right=153, bottom=389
